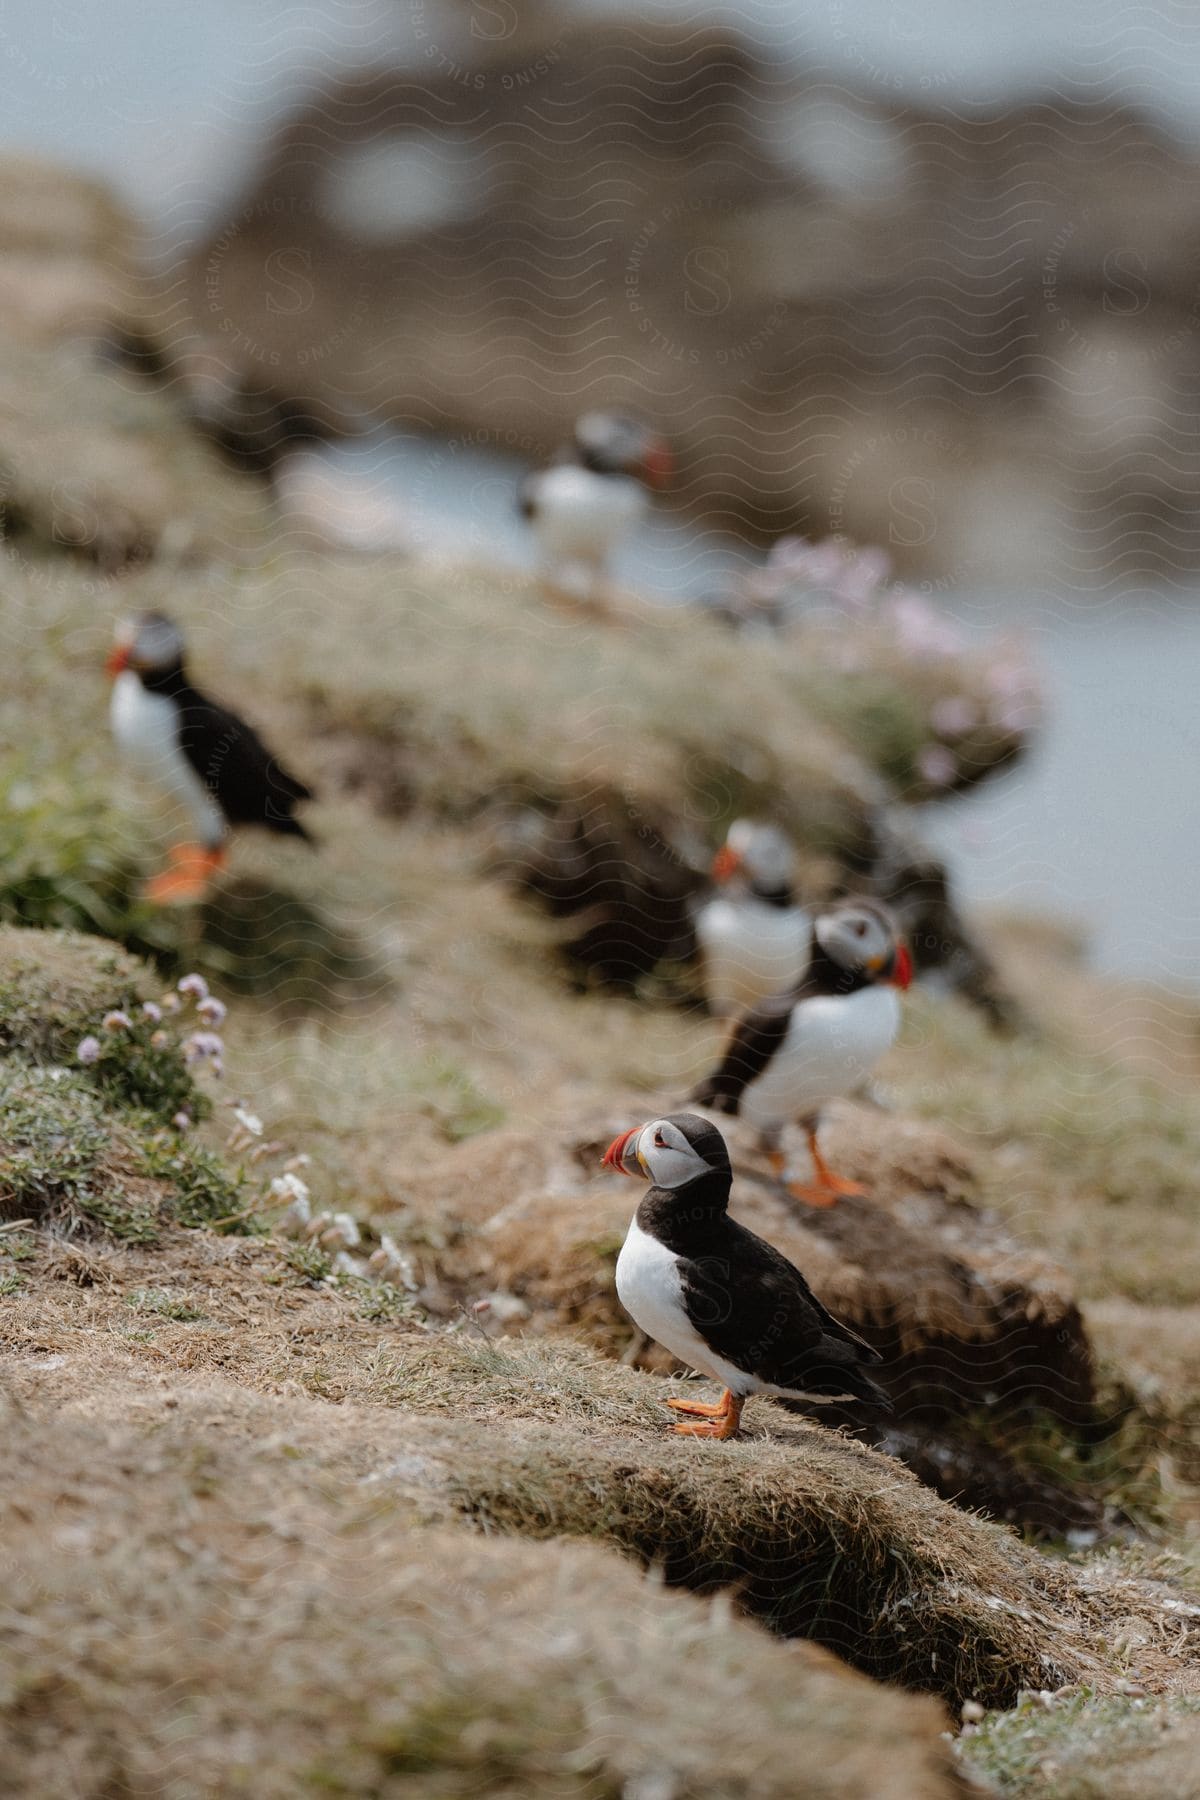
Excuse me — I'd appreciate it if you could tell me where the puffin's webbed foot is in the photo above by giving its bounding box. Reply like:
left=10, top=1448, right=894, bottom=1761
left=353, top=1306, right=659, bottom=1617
left=785, top=1130, right=867, bottom=1208
left=666, top=1393, right=731, bottom=1418
left=142, top=844, right=227, bottom=906
left=666, top=1388, right=742, bottom=1439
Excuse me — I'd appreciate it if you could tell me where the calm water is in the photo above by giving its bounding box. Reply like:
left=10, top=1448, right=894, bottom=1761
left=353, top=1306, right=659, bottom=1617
left=920, top=592, right=1200, bottom=986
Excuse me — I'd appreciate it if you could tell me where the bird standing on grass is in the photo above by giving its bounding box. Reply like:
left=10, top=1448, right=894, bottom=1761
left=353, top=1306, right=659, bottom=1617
left=695, top=819, right=810, bottom=1016
left=519, top=412, right=674, bottom=597
left=107, top=611, right=315, bottom=905
left=603, top=1112, right=890, bottom=1439
left=692, top=899, right=911, bottom=1206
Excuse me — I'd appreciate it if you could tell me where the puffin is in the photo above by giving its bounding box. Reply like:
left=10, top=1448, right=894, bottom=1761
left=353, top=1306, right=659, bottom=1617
left=603, top=1111, right=890, bottom=1438
left=107, top=611, right=315, bottom=904
left=518, top=412, right=674, bottom=592
left=692, top=899, right=911, bottom=1207
left=694, top=819, right=810, bottom=1017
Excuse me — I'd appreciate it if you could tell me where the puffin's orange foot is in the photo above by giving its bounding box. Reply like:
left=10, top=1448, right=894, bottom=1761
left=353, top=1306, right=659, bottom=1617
left=666, top=1393, right=730, bottom=1418
left=142, top=845, right=227, bottom=906
left=786, top=1173, right=867, bottom=1208
left=669, top=1390, right=742, bottom=1439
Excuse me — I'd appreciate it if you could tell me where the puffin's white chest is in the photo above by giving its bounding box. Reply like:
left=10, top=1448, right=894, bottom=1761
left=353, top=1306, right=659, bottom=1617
left=696, top=897, right=810, bottom=1015
left=740, top=985, right=900, bottom=1129
left=110, top=671, right=179, bottom=767
left=527, top=466, right=647, bottom=568
left=109, top=672, right=224, bottom=844
left=615, top=1219, right=765, bottom=1395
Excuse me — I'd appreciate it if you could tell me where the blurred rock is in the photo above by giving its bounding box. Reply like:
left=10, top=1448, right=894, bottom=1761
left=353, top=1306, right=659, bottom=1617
left=165, top=12, right=1200, bottom=583
left=0, top=156, right=266, bottom=566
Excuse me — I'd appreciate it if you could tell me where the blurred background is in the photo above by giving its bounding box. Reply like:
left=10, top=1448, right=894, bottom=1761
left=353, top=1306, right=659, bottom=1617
left=4, top=0, right=1200, bottom=979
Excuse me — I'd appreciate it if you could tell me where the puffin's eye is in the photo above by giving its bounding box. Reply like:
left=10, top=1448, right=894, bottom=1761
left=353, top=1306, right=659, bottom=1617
left=853, top=920, right=867, bottom=937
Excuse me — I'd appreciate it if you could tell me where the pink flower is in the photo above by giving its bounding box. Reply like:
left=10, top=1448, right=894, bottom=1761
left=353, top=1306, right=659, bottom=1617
left=102, top=1010, right=132, bottom=1034
left=918, top=744, right=958, bottom=788
left=77, top=1036, right=101, bottom=1065
left=150, top=1030, right=168, bottom=1050
left=172, top=1111, right=192, bottom=1131
left=886, top=590, right=965, bottom=660
left=930, top=696, right=978, bottom=737
left=183, top=1031, right=224, bottom=1066
left=833, top=546, right=891, bottom=610
left=178, top=973, right=209, bottom=1003
left=141, top=1001, right=163, bottom=1024
left=800, top=537, right=849, bottom=587
left=196, top=996, right=226, bottom=1027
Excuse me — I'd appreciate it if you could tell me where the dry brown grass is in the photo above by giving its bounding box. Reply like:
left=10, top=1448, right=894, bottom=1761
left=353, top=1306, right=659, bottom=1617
left=5, top=1230, right=1200, bottom=1716
left=0, top=1381, right=973, bottom=1800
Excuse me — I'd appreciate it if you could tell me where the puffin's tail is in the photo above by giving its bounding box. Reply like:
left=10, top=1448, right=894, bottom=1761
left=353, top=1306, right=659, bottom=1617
left=790, top=1365, right=894, bottom=1413
left=270, top=813, right=318, bottom=847
left=836, top=1367, right=893, bottom=1413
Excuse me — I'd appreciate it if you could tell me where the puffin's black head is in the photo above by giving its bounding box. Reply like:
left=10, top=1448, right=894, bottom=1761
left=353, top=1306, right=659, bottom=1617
left=572, top=412, right=675, bottom=490
left=815, top=898, right=912, bottom=989
left=602, top=1112, right=731, bottom=1189
left=106, top=611, right=186, bottom=679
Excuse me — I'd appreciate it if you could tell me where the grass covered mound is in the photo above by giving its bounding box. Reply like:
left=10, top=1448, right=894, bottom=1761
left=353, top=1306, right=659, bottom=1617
left=0, top=155, right=264, bottom=567
left=6, top=1240, right=1199, bottom=1719
left=0, top=925, right=148, bottom=1063
left=363, top=1102, right=1109, bottom=1534
left=0, top=927, right=249, bottom=1241
left=0, top=1394, right=967, bottom=1800
left=961, top=1690, right=1200, bottom=1798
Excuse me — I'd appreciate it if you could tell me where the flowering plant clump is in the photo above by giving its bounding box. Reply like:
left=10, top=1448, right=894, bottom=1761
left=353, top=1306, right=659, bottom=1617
left=711, top=535, right=1041, bottom=799
left=74, top=972, right=225, bottom=1127
left=72, top=976, right=418, bottom=1306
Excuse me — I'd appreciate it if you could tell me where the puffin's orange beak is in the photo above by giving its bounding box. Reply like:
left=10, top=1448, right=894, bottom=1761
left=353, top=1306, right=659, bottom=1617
left=105, top=645, right=130, bottom=677
left=602, top=1126, right=643, bottom=1176
left=892, top=943, right=913, bottom=990
left=712, top=845, right=741, bottom=883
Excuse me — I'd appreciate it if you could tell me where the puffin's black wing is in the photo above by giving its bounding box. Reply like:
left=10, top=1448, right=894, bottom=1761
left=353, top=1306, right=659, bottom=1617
left=691, top=990, right=795, bottom=1113
left=681, top=1216, right=890, bottom=1408
left=176, top=685, right=315, bottom=840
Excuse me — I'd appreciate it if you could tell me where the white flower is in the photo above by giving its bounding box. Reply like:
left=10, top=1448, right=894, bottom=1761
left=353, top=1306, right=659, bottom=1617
left=177, top=973, right=209, bottom=1002
left=368, top=1233, right=418, bottom=1291
left=274, top=1184, right=311, bottom=1236
left=102, top=1010, right=132, bottom=1034
left=172, top=1111, right=192, bottom=1131
left=197, top=996, right=226, bottom=1027
left=76, top=1035, right=101, bottom=1065
left=315, top=1212, right=361, bottom=1252
left=233, top=1106, right=263, bottom=1138
left=270, top=1172, right=311, bottom=1207
left=141, top=1001, right=163, bottom=1024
